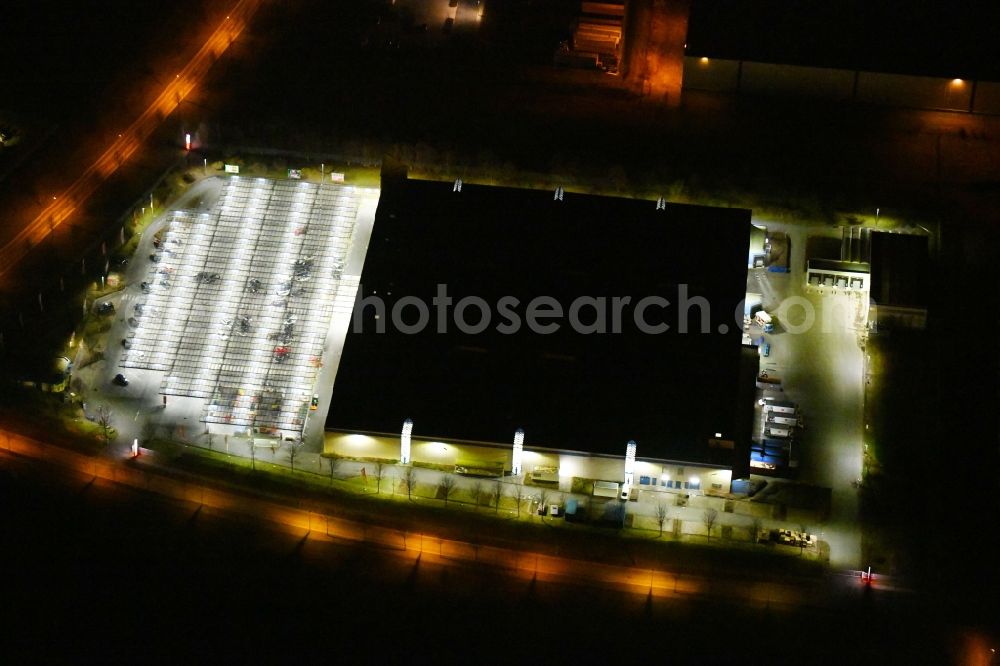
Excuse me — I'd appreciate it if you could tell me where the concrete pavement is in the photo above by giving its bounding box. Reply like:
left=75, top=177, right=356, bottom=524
left=750, top=218, right=865, bottom=568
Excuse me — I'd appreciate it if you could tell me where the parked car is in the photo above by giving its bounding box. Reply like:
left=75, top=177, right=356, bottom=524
left=96, top=301, right=115, bottom=316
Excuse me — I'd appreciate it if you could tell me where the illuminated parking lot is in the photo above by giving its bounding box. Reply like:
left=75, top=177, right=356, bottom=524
left=121, top=177, right=369, bottom=433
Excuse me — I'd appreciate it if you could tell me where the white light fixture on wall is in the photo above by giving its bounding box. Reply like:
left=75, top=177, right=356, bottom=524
left=624, top=440, right=637, bottom=486
left=512, top=428, right=525, bottom=476
left=400, top=418, right=413, bottom=464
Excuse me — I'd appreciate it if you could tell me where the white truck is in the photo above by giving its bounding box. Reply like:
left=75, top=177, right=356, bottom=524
left=762, top=400, right=797, bottom=415
left=755, top=310, right=775, bottom=332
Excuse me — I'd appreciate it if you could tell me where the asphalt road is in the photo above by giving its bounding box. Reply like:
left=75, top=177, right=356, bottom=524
left=0, top=0, right=262, bottom=278
left=1, top=426, right=961, bottom=661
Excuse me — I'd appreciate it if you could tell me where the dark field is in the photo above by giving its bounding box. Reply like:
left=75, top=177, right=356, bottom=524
left=0, top=451, right=968, bottom=663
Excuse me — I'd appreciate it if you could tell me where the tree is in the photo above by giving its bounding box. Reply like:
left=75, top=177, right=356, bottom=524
left=96, top=404, right=114, bottom=449
left=703, top=508, right=718, bottom=541
left=328, top=456, right=341, bottom=486
left=491, top=479, right=503, bottom=514
left=247, top=418, right=257, bottom=471
left=286, top=438, right=302, bottom=471
left=140, top=419, right=156, bottom=444
left=608, top=501, right=626, bottom=527
left=512, top=483, right=526, bottom=518
left=655, top=501, right=669, bottom=537
left=536, top=489, right=550, bottom=518
left=751, top=517, right=763, bottom=545
left=403, top=466, right=416, bottom=500
left=471, top=481, right=483, bottom=509
left=439, top=475, right=456, bottom=506
left=373, top=462, right=385, bottom=494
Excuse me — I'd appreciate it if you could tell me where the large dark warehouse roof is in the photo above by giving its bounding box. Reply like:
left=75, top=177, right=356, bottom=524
left=327, top=174, right=751, bottom=462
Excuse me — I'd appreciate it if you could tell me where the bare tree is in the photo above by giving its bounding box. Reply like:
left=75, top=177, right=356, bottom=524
left=140, top=419, right=156, bottom=444
left=403, top=466, right=416, bottom=500
left=286, top=438, right=302, bottom=471
left=537, top=488, right=550, bottom=516
left=328, top=456, right=341, bottom=486
left=703, top=508, right=718, bottom=541
left=608, top=500, right=626, bottom=527
left=373, top=462, right=385, bottom=494
left=491, top=479, right=503, bottom=513
left=751, top=517, right=763, bottom=545
left=247, top=418, right=257, bottom=471
left=96, top=404, right=114, bottom=449
left=655, top=501, right=669, bottom=537
left=471, top=481, right=483, bottom=509
left=512, top=483, right=526, bottom=518
left=439, top=475, right=456, bottom=506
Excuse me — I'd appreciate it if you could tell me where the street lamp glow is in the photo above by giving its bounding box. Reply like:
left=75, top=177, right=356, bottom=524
left=624, top=440, right=637, bottom=485
left=400, top=418, right=413, bottom=464
left=185, top=133, right=191, bottom=150
left=512, top=428, right=524, bottom=476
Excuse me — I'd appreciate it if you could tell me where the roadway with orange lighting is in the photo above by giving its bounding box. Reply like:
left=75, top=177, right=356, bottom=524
left=0, top=0, right=263, bottom=279
left=0, top=426, right=877, bottom=609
